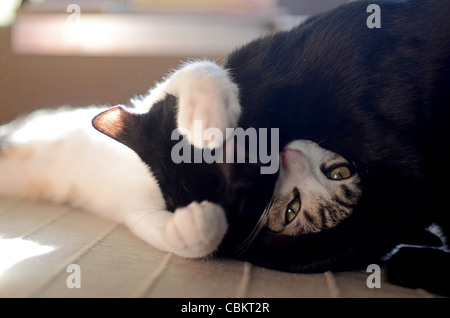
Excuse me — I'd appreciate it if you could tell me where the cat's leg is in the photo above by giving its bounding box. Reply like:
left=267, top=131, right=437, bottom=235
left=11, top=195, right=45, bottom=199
left=122, top=209, right=174, bottom=253
left=167, top=61, right=241, bottom=149
left=165, top=201, right=228, bottom=258
left=123, top=201, right=227, bottom=258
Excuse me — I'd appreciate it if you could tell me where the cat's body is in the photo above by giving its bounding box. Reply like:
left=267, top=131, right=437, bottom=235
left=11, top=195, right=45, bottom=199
left=1, top=0, right=449, bottom=296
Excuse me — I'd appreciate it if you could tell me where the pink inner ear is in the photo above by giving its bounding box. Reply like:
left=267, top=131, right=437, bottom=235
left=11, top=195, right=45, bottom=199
left=92, top=106, right=127, bottom=139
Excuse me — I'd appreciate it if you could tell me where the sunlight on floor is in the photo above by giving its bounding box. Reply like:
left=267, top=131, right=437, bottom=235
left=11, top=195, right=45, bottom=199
left=0, top=236, right=54, bottom=275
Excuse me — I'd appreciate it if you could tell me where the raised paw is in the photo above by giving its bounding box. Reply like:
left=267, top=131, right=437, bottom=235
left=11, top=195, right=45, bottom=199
left=165, top=201, right=228, bottom=258
left=168, top=61, right=241, bottom=149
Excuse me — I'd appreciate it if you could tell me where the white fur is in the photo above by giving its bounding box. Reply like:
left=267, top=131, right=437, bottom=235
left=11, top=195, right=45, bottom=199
left=0, top=60, right=236, bottom=258
left=170, top=61, right=240, bottom=149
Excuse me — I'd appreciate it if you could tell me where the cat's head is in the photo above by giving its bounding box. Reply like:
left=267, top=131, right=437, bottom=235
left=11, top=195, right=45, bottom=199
left=91, top=96, right=228, bottom=212
left=266, top=139, right=361, bottom=236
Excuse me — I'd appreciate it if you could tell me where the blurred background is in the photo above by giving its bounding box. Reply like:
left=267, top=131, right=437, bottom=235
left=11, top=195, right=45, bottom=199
left=0, top=0, right=353, bottom=124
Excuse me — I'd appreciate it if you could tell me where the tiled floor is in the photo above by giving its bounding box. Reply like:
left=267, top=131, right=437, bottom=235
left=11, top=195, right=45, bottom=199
left=0, top=197, right=437, bottom=298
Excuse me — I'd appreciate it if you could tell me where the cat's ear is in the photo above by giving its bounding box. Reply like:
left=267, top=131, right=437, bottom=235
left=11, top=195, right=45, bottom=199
left=92, top=106, right=147, bottom=153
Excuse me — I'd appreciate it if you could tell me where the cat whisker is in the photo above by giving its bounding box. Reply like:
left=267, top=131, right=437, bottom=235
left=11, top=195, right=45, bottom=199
left=316, top=137, right=328, bottom=145
left=231, top=198, right=274, bottom=257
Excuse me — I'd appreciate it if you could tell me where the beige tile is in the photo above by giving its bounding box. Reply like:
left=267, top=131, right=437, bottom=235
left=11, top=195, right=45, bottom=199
left=0, top=204, right=116, bottom=297
left=0, top=200, right=67, bottom=239
left=247, top=266, right=331, bottom=298
left=0, top=198, right=440, bottom=298
left=146, top=256, right=246, bottom=298
left=36, top=225, right=169, bottom=298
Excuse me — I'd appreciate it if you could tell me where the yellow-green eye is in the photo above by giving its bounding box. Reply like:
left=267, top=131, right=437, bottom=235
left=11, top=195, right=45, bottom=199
left=327, top=165, right=352, bottom=180
left=285, top=197, right=301, bottom=224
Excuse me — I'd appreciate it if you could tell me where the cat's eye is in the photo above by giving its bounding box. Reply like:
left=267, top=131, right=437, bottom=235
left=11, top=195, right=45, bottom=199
left=285, top=197, right=301, bottom=224
left=327, top=165, right=352, bottom=180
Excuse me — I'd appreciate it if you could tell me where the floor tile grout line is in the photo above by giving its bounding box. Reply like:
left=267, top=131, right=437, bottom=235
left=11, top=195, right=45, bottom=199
left=0, top=198, right=22, bottom=216
left=235, top=262, right=252, bottom=298
left=0, top=201, right=70, bottom=239
left=27, top=222, right=120, bottom=297
left=133, top=252, right=173, bottom=298
left=324, top=271, right=341, bottom=298
left=19, top=208, right=71, bottom=240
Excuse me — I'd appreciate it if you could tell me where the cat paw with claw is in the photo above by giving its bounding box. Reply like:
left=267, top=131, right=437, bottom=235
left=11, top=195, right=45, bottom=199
left=165, top=201, right=228, bottom=258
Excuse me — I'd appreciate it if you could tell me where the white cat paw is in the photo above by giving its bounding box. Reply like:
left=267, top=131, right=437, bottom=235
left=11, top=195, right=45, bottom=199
left=165, top=201, right=228, bottom=258
left=167, top=61, right=241, bottom=149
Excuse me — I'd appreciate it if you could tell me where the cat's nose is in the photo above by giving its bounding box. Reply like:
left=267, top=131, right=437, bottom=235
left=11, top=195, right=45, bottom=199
left=281, top=148, right=301, bottom=170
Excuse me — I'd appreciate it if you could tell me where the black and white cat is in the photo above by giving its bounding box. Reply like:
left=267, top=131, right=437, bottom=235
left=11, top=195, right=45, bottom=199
left=91, top=0, right=450, bottom=296
left=1, top=0, right=449, bottom=296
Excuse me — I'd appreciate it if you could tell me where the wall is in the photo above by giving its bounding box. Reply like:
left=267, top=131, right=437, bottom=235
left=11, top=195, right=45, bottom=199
left=0, top=27, right=198, bottom=123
